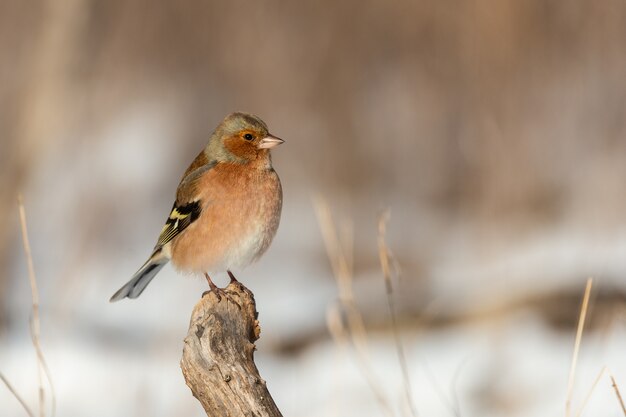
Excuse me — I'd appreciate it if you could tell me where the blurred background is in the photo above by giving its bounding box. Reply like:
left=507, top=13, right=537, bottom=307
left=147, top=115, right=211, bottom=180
left=2, top=0, right=626, bottom=416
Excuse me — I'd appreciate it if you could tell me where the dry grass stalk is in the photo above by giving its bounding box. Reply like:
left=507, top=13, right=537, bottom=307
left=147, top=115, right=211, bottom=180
left=18, top=195, right=56, bottom=417
left=573, top=366, right=606, bottom=417
left=565, top=278, right=593, bottom=417
left=325, top=304, right=346, bottom=417
left=448, top=359, right=468, bottom=417
left=610, top=374, right=626, bottom=416
left=377, top=210, right=418, bottom=417
left=314, top=197, right=394, bottom=417
left=0, top=372, right=35, bottom=417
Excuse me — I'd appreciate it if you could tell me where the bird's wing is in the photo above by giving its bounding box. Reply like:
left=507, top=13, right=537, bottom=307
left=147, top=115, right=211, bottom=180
left=156, top=200, right=202, bottom=247
left=155, top=154, right=217, bottom=248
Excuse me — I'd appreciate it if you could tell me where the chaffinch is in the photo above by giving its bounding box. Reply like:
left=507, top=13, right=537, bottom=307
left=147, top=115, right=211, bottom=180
left=110, top=112, right=284, bottom=302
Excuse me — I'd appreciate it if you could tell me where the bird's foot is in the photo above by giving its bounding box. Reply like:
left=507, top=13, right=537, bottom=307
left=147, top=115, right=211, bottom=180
left=203, top=273, right=241, bottom=308
left=227, top=270, right=240, bottom=284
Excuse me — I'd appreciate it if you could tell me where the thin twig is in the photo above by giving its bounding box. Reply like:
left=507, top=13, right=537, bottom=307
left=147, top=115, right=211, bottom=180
left=565, top=278, right=593, bottom=417
left=326, top=303, right=348, bottom=417
left=449, top=357, right=469, bottom=417
left=0, top=372, right=35, bottom=417
left=574, top=366, right=606, bottom=417
left=378, top=210, right=418, bottom=417
left=420, top=360, right=463, bottom=417
left=610, top=374, right=626, bottom=416
left=18, top=195, right=56, bottom=417
left=315, top=197, right=394, bottom=417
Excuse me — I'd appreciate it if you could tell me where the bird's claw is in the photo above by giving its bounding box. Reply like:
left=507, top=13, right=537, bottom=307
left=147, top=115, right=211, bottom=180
left=227, top=270, right=239, bottom=284
left=204, top=285, right=240, bottom=308
left=203, top=272, right=241, bottom=308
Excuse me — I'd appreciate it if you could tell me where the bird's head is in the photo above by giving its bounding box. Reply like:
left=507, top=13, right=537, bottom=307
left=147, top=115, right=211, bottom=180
left=207, top=112, right=284, bottom=163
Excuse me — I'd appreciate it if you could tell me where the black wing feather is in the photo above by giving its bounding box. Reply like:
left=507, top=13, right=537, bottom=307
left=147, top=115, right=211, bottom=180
left=156, top=201, right=201, bottom=247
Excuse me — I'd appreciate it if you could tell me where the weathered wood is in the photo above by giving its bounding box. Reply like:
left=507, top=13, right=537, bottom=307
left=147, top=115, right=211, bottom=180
left=180, top=282, right=283, bottom=417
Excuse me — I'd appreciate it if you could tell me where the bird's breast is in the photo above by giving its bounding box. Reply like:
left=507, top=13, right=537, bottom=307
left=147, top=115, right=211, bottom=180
left=170, top=162, right=282, bottom=274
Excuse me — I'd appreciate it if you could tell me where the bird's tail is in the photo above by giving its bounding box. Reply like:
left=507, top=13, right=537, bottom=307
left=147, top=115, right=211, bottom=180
left=109, top=249, right=169, bottom=302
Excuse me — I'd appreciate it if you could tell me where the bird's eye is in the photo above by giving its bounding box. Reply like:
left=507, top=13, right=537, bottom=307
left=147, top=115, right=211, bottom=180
left=243, top=133, right=254, bottom=141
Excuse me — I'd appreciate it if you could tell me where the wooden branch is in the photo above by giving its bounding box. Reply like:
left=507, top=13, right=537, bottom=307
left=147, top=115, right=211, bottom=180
left=180, top=281, right=283, bottom=417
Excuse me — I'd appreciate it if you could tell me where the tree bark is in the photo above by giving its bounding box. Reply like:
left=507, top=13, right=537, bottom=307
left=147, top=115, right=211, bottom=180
left=180, top=281, right=283, bottom=417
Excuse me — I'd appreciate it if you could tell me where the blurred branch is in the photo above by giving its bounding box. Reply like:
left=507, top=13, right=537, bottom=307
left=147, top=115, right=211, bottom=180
left=574, top=366, right=605, bottom=417
left=377, top=210, right=418, bottom=417
left=314, top=197, right=395, bottom=417
left=565, top=278, right=593, bottom=417
left=610, top=374, right=626, bottom=416
left=18, top=195, right=55, bottom=417
left=180, top=282, right=282, bottom=417
left=0, top=372, right=35, bottom=417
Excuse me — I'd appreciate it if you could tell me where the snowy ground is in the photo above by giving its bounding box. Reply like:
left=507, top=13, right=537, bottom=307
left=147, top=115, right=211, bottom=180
left=2, top=308, right=625, bottom=417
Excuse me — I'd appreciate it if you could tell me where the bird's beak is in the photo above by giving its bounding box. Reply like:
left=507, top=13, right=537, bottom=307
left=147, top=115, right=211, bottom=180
left=258, top=134, right=285, bottom=149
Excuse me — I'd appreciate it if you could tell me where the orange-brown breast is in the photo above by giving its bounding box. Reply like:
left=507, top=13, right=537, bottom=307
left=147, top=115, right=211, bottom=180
left=170, top=159, right=282, bottom=274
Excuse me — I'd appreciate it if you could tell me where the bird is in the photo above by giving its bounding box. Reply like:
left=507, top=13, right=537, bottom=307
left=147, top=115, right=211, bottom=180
left=110, top=112, right=284, bottom=302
